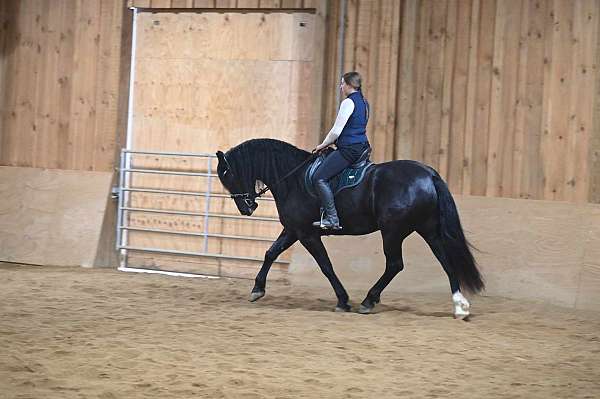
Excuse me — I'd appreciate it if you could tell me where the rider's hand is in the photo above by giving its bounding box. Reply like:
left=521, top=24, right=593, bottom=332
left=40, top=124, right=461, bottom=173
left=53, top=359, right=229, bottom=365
left=313, top=143, right=327, bottom=153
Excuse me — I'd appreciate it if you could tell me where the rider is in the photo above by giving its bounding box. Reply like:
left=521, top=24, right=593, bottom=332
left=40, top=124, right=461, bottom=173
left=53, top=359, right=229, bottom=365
left=312, top=71, right=371, bottom=230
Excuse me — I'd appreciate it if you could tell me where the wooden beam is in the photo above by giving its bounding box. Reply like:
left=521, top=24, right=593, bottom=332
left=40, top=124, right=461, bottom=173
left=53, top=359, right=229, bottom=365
left=395, top=0, right=417, bottom=160
left=462, top=0, right=480, bottom=195
left=589, top=0, right=600, bottom=203
left=470, top=0, right=495, bottom=196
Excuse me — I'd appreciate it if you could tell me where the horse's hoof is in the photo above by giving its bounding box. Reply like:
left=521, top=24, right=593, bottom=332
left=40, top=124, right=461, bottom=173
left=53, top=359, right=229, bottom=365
left=453, top=310, right=470, bottom=320
left=249, top=291, right=265, bottom=302
left=334, top=304, right=351, bottom=312
left=452, top=292, right=470, bottom=320
left=358, top=304, right=373, bottom=314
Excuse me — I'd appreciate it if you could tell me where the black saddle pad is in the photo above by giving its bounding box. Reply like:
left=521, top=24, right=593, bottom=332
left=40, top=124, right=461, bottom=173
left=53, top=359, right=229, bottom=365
left=304, top=154, right=373, bottom=198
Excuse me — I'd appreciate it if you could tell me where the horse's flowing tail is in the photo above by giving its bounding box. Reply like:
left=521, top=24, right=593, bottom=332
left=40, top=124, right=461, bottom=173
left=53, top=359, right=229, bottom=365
left=431, top=173, right=485, bottom=294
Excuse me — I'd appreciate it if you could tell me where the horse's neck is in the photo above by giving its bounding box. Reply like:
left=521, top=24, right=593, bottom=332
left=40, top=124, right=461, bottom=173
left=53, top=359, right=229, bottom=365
left=255, top=149, right=306, bottom=201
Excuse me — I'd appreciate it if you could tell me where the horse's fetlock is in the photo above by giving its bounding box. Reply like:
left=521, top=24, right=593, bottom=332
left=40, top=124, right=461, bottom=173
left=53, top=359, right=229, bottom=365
left=253, top=280, right=265, bottom=292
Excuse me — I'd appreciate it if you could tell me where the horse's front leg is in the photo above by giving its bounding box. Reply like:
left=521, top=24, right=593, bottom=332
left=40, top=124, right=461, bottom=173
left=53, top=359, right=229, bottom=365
left=300, top=235, right=351, bottom=312
left=250, top=229, right=298, bottom=302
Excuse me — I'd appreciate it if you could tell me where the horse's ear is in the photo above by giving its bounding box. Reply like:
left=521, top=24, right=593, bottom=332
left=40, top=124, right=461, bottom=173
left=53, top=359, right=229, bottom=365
left=216, top=151, right=225, bottom=162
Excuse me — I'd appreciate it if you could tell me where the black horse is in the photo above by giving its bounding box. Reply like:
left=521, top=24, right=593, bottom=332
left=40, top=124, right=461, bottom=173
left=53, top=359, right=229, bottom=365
left=216, top=139, right=484, bottom=318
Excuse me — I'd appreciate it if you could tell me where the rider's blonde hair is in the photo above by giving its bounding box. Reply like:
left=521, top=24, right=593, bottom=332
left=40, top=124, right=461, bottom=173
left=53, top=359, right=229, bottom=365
left=342, top=71, right=362, bottom=91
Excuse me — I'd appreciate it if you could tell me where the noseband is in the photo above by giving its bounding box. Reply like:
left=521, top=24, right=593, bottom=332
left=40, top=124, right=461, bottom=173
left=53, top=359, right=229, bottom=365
left=220, top=153, right=260, bottom=209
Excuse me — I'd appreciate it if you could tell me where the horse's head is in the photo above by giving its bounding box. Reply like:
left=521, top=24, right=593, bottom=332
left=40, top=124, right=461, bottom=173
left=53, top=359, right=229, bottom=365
left=216, top=150, right=258, bottom=216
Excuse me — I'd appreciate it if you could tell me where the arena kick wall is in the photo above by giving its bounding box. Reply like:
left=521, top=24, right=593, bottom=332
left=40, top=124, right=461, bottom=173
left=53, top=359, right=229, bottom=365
left=290, top=196, right=600, bottom=312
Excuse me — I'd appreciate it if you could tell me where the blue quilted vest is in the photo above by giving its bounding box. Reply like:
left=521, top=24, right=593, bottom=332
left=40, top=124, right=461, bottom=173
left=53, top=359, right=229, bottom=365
left=336, top=91, right=369, bottom=146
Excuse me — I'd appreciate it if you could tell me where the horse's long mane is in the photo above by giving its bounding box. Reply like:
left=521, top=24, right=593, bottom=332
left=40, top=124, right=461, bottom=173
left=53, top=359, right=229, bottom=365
left=225, top=138, right=310, bottom=197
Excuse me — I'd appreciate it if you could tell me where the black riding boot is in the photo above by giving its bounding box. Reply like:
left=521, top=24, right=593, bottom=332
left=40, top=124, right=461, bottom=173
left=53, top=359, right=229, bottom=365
left=312, top=179, right=342, bottom=230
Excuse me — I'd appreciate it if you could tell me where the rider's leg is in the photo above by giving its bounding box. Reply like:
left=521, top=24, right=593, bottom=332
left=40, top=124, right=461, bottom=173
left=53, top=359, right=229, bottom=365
left=313, top=179, right=341, bottom=229
left=312, top=150, right=350, bottom=229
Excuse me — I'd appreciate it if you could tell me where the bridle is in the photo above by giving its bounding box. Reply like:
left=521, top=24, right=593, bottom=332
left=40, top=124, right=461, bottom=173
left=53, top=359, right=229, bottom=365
left=221, top=151, right=317, bottom=207
left=220, top=154, right=258, bottom=210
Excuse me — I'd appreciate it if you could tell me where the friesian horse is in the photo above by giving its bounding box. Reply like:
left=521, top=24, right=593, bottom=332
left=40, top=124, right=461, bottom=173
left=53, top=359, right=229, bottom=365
left=216, top=139, right=484, bottom=318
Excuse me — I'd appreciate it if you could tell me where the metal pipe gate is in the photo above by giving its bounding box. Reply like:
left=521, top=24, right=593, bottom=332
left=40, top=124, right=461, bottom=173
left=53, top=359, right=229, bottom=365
left=116, top=149, right=287, bottom=275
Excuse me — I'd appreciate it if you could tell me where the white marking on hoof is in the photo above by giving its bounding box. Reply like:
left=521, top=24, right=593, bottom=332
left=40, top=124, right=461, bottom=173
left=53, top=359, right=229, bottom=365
left=452, top=291, right=470, bottom=320
left=249, top=291, right=265, bottom=302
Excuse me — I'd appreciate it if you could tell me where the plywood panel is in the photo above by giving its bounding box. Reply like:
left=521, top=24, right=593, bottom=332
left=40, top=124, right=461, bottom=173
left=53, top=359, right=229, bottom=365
left=127, top=11, right=318, bottom=275
left=0, top=166, right=112, bottom=267
left=290, top=195, right=600, bottom=311
left=576, top=206, right=600, bottom=310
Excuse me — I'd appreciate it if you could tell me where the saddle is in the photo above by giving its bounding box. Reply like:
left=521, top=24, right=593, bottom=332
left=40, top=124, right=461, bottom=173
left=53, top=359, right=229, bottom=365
left=304, top=147, right=374, bottom=198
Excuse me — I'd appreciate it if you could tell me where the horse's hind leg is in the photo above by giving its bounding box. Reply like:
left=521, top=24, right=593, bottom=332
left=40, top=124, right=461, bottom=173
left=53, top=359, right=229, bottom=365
left=421, top=233, right=470, bottom=319
left=358, top=229, right=407, bottom=314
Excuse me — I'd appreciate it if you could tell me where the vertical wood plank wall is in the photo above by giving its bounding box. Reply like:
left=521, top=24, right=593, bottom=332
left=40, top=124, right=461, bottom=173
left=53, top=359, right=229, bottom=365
left=322, top=0, right=600, bottom=203
left=128, top=0, right=315, bottom=8
left=0, top=0, right=129, bottom=172
left=2, top=0, right=600, bottom=204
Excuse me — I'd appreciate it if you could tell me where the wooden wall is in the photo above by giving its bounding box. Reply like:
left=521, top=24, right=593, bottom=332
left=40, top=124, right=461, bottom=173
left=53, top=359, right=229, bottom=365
left=323, top=0, right=600, bottom=203
left=0, top=0, right=129, bottom=172
left=128, top=0, right=319, bottom=8
left=2, top=0, right=599, bottom=200
left=0, top=166, right=113, bottom=267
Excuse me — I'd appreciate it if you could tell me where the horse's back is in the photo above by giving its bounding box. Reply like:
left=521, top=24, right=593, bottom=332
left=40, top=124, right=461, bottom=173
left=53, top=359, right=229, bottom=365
left=369, top=160, right=439, bottom=228
left=372, top=159, right=437, bottom=188
left=330, top=159, right=440, bottom=234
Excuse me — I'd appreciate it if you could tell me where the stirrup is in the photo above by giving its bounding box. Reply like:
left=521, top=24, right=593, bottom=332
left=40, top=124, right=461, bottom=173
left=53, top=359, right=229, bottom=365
left=312, top=221, right=342, bottom=230
left=312, top=211, right=342, bottom=230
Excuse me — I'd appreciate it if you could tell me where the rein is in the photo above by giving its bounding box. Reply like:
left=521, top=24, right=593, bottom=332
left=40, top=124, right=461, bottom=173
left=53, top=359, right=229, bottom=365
left=224, top=151, right=318, bottom=203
